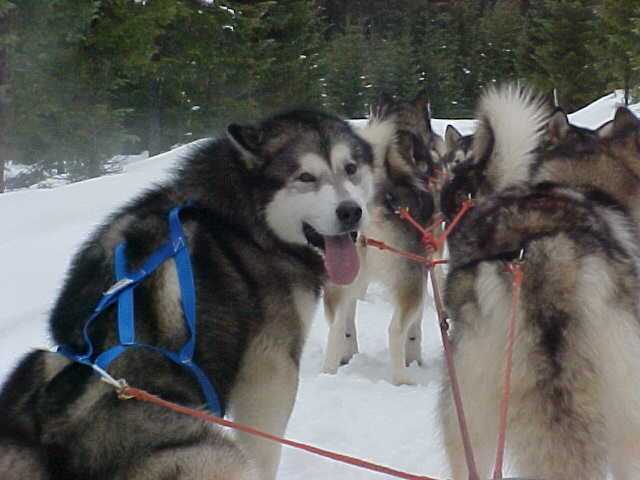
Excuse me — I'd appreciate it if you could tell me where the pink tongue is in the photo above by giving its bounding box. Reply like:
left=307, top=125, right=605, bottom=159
left=323, top=234, right=360, bottom=285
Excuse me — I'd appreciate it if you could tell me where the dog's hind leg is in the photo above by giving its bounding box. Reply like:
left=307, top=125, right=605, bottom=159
left=322, top=283, right=362, bottom=374
left=389, top=281, right=423, bottom=385
left=0, top=350, right=70, bottom=480
left=598, top=314, right=640, bottom=479
left=126, top=436, right=258, bottom=480
left=405, top=316, right=423, bottom=367
left=605, top=375, right=640, bottom=480
left=507, top=392, right=608, bottom=480
left=0, top=442, right=48, bottom=480
left=228, top=338, right=299, bottom=480
left=404, top=273, right=425, bottom=367
left=438, top=383, right=495, bottom=480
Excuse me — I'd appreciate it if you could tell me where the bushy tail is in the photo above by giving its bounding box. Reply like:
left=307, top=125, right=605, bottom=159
left=474, top=83, right=551, bottom=190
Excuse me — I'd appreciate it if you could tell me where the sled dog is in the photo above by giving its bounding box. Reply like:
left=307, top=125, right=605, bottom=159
left=0, top=109, right=387, bottom=480
left=439, top=84, right=640, bottom=478
left=323, top=92, right=442, bottom=385
left=442, top=124, right=474, bottom=178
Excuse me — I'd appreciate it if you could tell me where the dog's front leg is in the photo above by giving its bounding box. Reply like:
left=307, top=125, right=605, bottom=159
left=389, top=282, right=423, bottom=385
left=322, top=284, right=362, bottom=374
left=229, top=340, right=299, bottom=480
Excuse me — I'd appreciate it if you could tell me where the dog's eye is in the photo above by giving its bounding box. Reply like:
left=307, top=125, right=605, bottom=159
left=345, top=163, right=358, bottom=175
left=298, top=172, right=316, bottom=183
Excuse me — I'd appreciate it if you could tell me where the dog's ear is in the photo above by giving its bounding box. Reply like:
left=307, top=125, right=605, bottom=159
left=227, top=123, right=264, bottom=168
left=610, top=107, right=640, bottom=138
left=413, top=90, right=428, bottom=112
left=427, top=100, right=436, bottom=134
left=472, top=117, right=495, bottom=169
left=370, top=92, right=396, bottom=121
left=596, top=119, right=614, bottom=139
left=548, top=109, right=570, bottom=145
left=445, top=125, right=463, bottom=150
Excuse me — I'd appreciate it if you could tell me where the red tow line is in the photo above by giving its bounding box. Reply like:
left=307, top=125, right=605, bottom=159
left=103, top=197, right=525, bottom=480
left=116, top=385, right=437, bottom=480
left=492, top=259, right=524, bottom=479
left=371, top=201, right=525, bottom=480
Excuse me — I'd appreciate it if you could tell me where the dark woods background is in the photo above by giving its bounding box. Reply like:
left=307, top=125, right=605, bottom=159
left=0, top=0, right=638, bottom=190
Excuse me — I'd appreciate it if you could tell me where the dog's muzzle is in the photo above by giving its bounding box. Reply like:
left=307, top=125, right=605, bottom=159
left=336, top=200, right=363, bottom=231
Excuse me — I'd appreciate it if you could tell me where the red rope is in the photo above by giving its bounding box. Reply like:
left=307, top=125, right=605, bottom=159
left=117, top=386, right=438, bottom=480
left=436, top=199, right=474, bottom=251
left=396, top=200, right=474, bottom=252
left=392, top=200, right=480, bottom=480
left=428, top=270, right=480, bottom=480
left=492, top=261, right=524, bottom=479
left=365, top=237, right=448, bottom=267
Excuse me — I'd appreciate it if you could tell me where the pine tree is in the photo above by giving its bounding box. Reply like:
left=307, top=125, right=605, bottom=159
left=526, top=0, right=607, bottom=111
left=366, top=29, right=420, bottom=106
left=475, top=1, right=524, bottom=90
left=10, top=0, right=132, bottom=179
left=600, top=0, right=640, bottom=104
left=319, top=22, right=369, bottom=118
left=0, top=0, right=14, bottom=193
left=416, top=1, right=480, bottom=117
left=247, top=0, right=324, bottom=115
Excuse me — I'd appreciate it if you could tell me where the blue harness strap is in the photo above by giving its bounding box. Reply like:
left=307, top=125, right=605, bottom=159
left=57, top=205, right=223, bottom=416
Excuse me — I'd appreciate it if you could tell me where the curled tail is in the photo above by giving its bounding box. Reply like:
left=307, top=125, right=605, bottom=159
left=473, top=83, right=551, bottom=191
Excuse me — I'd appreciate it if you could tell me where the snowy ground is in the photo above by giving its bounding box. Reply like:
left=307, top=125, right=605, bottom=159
left=0, top=92, right=634, bottom=479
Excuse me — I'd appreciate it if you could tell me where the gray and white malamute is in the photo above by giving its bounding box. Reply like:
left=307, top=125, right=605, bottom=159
left=440, top=85, right=640, bottom=478
left=322, top=93, right=442, bottom=385
left=0, top=109, right=388, bottom=480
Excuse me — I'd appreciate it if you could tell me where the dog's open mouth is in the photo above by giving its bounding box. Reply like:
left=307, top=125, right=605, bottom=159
left=303, top=223, right=360, bottom=285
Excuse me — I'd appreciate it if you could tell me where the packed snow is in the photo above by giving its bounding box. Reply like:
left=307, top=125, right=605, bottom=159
left=0, top=92, right=633, bottom=479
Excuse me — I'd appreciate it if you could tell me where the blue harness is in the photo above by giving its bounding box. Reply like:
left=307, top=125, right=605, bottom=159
left=57, top=205, right=224, bottom=416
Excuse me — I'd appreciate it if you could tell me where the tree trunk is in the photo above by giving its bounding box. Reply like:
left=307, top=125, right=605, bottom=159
left=0, top=3, right=13, bottom=193
left=624, top=61, right=631, bottom=106
left=148, top=77, right=162, bottom=155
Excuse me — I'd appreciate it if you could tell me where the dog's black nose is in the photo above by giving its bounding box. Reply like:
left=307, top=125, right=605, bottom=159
left=336, top=201, right=362, bottom=229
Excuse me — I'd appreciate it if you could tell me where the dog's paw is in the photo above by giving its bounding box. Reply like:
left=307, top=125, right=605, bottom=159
left=405, top=340, right=423, bottom=367
left=321, top=360, right=339, bottom=375
left=341, top=333, right=359, bottom=364
left=391, top=370, right=416, bottom=386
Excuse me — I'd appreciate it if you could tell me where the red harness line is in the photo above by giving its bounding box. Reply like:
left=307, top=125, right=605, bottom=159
left=106, top=199, right=522, bottom=480
left=428, top=270, right=481, bottom=480
left=492, top=261, right=524, bottom=480
left=380, top=202, right=525, bottom=480
left=117, top=385, right=437, bottom=480
left=368, top=201, right=482, bottom=480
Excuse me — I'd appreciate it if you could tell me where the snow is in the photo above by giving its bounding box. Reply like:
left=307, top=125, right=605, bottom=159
left=0, top=92, right=634, bottom=478
left=569, top=89, right=634, bottom=129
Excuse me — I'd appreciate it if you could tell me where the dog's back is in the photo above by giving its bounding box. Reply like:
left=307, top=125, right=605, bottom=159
left=442, top=185, right=640, bottom=479
left=440, top=84, right=640, bottom=478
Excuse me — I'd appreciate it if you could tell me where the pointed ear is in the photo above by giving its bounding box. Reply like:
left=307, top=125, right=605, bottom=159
left=445, top=125, right=463, bottom=150
left=610, top=107, right=640, bottom=137
left=548, top=109, right=570, bottom=145
left=370, top=92, right=396, bottom=121
left=413, top=90, right=428, bottom=112
left=432, top=134, right=446, bottom=158
left=472, top=118, right=495, bottom=167
left=596, top=119, right=614, bottom=139
left=378, top=91, right=395, bottom=106
left=227, top=123, right=264, bottom=167
left=424, top=99, right=434, bottom=134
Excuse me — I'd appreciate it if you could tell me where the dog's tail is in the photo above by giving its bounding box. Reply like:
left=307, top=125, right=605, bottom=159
left=474, top=83, right=551, bottom=191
